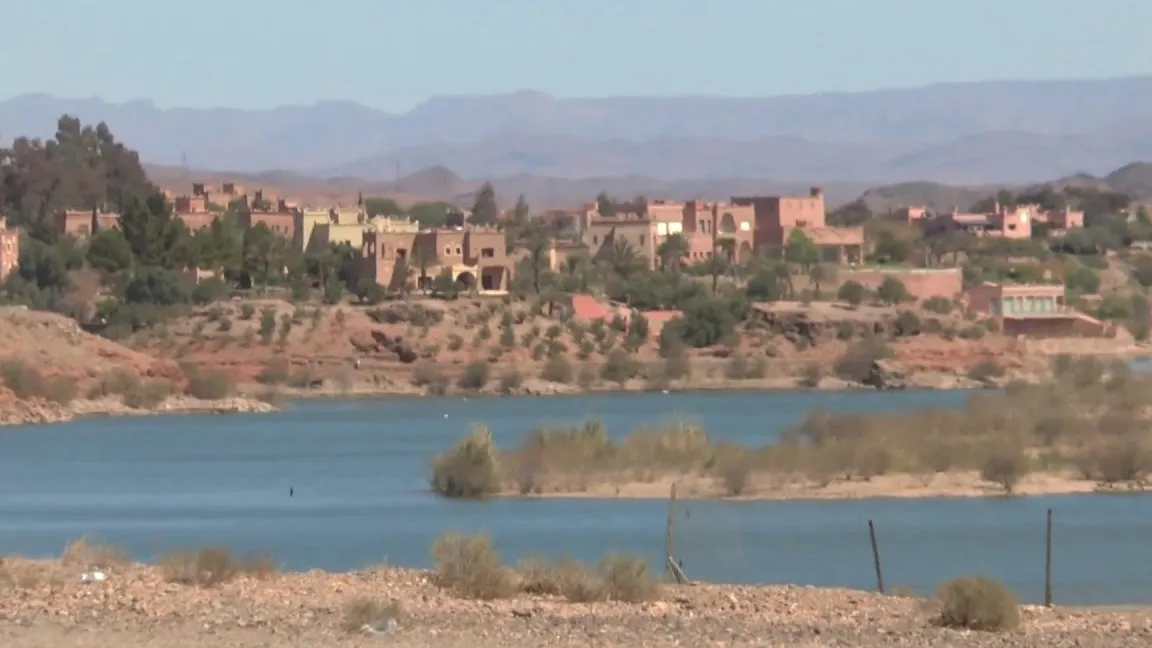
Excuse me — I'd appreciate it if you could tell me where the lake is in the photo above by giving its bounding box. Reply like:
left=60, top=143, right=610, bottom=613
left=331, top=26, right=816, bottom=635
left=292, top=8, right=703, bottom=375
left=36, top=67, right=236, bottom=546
left=1, top=389, right=1150, bottom=605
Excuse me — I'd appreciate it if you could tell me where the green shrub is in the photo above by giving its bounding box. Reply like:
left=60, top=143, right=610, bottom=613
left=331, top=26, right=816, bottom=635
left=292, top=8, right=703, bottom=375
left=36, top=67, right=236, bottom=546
left=922, top=296, right=953, bottom=314
left=430, top=426, right=501, bottom=498
left=936, top=576, right=1020, bottom=631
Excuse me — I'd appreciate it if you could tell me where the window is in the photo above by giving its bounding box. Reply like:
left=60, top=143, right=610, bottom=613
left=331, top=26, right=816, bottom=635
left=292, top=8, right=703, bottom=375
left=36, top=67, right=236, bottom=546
left=639, top=235, right=645, bottom=245
left=593, top=235, right=599, bottom=245
left=444, top=246, right=451, bottom=255
left=397, top=248, right=407, bottom=260
left=481, top=247, right=495, bottom=258
left=455, top=247, right=462, bottom=255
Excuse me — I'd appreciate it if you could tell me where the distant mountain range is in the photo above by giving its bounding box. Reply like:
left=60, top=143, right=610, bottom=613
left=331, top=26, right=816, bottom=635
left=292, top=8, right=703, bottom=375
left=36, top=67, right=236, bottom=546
left=144, top=161, right=1152, bottom=215
left=6, top=76, right=1152, bottom=187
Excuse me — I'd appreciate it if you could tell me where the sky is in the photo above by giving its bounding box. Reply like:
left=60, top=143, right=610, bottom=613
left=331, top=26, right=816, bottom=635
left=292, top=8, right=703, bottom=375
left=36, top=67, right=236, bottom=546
left=2, top=0, right=1150, bottom=112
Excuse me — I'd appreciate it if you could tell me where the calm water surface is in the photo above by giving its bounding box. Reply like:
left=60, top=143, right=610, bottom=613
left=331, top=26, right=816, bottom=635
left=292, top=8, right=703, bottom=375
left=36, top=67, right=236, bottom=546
left=1, top=389, right=1150, bottom=605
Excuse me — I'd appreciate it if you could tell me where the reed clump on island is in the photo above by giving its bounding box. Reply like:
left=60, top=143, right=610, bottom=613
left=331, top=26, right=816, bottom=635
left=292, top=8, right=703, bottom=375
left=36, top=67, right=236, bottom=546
left=429, top=355, right=1152, bottom=500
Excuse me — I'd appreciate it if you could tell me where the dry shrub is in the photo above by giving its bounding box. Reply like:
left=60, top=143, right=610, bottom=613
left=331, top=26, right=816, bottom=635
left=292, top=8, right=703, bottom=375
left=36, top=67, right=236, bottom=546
left=89, top=368, right=140, bottom=398
left=936, top=575, right=1020, bottom=631
left=597, top=554, right=660, bottom=602
left=430, top=532, right=514, bottom=600
left=516, top=553, right=657, bottom=603
left=256, top=358, right=290, bottom=385
left=430, top=426, right=501, bottom=498
left=517, top=555, right=594, bottom=597
left=979, top=444, right=1030, bottom=494
left=185, top=369, right=236, bottom=400
left=342, top=598, right=403, bottom=633
left=0, top=558, right=60, bottom=589
left=62, top=537, right=128, bottom=569
left=122, top=378, right=174, bottom=409
left=157, top=546, right=276, bottom=586
left=0, top=358, right=45, bottom=399
left=833, top=338, right=891, bottom=383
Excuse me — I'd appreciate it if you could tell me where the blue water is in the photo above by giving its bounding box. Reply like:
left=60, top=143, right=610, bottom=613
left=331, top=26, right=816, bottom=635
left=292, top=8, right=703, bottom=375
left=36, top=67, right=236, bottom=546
left=0, top=390, right=1149, bottom=605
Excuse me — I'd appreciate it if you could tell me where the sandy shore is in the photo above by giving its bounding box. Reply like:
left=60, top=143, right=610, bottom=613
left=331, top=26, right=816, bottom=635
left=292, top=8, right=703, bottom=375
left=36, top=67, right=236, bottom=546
left=0, top=558, right=1148, bottom=647
left=507, top=471, right=1132, bottom=502
left=0, top=395, right=278, bottom=427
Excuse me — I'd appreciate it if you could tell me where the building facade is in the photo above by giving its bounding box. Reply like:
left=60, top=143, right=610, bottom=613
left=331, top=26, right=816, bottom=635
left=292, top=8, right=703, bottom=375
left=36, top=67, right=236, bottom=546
left=359, top=226, right=512, bottom=293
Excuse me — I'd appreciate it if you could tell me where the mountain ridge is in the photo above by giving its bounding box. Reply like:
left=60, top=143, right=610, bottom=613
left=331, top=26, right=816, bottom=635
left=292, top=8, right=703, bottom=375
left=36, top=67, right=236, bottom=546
left=8, top=76, right=1152, bottom=181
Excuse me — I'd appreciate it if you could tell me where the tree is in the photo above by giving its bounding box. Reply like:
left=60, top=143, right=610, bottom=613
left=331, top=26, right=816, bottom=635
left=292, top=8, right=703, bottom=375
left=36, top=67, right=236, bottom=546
left=241, top=223, right=287, bottom=291
left=876, top=277, right=912, bottom=305
left=747, top=265, right=787, bottom=302
left=191, top=217, right=243, bottom=275
left=469, top=182, right=499, bottom=226
left=838, top=280, right=866, bottom=308
left=119, top=192, right=190, bottom=270
left=809, top=264, right=836, bottom=298
left=656, top=234, right=689, bottom=271
left=785, top=229, right=818, bottom=271
left=596, top=192, right=616, bottom=217
left=86, top=228, right=134, bottom=274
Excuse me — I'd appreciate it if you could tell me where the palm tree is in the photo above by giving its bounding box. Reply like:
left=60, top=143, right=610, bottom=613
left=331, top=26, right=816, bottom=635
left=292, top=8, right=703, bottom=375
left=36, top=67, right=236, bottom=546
left=608, top=238, right=640, bottom=279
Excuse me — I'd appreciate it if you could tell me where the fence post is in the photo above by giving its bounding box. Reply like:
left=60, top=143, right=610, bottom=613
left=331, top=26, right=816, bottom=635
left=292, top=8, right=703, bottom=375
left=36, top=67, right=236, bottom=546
left=665, top=481, right=677, bottom=580
left=1044, top=508, right=1053, bottom=607
left=868, top=519, right=885, bottom=594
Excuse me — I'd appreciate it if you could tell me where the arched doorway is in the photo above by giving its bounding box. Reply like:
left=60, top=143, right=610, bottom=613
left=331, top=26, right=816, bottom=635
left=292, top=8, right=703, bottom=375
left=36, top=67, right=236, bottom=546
left=455, top=271, right=476, bottom=290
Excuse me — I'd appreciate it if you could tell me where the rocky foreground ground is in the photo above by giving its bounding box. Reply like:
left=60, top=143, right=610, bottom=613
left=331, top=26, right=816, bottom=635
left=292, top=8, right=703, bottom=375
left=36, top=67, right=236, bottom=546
left=0, top=558, right=1147, bottom=647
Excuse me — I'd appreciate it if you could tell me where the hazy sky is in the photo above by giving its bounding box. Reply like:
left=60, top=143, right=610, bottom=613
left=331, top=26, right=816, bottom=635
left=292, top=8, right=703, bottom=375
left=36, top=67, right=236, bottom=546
left=2, top=0, right=1148, bottom=111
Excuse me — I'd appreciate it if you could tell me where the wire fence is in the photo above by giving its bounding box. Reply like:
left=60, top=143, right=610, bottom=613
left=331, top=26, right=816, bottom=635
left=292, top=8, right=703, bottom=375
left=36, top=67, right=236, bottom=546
left=661, top=484, right=1152, bottom=606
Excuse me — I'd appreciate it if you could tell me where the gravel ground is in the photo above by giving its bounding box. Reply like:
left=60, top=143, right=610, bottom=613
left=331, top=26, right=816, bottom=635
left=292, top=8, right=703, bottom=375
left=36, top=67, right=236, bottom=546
left=0, top=559, right=1148, bottom=647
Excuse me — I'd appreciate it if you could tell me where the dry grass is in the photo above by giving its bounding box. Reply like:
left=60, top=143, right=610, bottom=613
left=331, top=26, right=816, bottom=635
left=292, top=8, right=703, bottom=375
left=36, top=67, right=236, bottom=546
left=432, top=532, right=660, bottom=603
left=156, top=546, right=277, bottom=587
left=429, top=356, right=1152, bottom=497
left=61, top=537, right=129, bottom=570
left=341, top=597, right=403, bottom=633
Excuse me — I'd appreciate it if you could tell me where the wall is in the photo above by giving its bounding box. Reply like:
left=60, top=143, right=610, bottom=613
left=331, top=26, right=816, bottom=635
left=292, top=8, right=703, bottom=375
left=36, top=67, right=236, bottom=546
left=1002, top=315, right=1110, bottom=338
left=843, top=268, right=963, bottom=301
left=0, top=228, right=18, bottom=280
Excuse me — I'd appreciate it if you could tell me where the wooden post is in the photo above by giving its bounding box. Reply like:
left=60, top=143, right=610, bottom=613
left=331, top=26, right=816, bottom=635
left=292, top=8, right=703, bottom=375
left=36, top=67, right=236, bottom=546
left=665, top=481, right=685, bottom=583
left=1044, top=508, right=1053, bottom=607
left=868, top=519, right=885, bottom=594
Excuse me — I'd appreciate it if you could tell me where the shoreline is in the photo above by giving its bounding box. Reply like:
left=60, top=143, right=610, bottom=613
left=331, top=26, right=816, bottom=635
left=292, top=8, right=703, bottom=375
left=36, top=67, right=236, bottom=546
left=498, top=471, right=1150, bottom=503
left=0, top=395, right=278, bottom=428
left=245, top=369, right=1000, bottom=402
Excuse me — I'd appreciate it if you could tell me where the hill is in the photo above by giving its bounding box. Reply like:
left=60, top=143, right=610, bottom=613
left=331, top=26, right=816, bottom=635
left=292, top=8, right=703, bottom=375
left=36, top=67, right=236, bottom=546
left=7, top=76, right=1152, bottom=183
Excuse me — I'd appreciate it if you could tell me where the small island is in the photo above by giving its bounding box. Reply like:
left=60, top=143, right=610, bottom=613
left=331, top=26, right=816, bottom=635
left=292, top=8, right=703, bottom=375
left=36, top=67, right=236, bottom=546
left=431, top=355, right=1152, bottom=501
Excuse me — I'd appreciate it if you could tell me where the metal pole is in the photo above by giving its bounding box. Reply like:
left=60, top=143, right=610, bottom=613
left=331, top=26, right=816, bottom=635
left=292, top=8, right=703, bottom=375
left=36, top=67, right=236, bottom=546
left=868, top=519, right=885, bottom=594
left=1044, top=508, right=1053, bottom=606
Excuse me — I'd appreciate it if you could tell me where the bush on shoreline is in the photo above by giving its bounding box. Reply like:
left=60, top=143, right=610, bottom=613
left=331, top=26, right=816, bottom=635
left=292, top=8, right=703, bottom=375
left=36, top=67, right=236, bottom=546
left=428, top=356, right=1152, bottom=497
